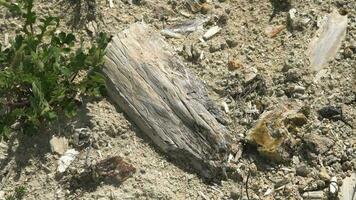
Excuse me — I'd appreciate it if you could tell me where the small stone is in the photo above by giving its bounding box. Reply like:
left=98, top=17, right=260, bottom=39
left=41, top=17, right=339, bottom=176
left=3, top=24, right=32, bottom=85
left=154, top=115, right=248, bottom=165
left=339, top=173, right=356, bottom=200
left=319, top=167, right=331, bottom=181
left=230, top=190, right=241, bottom=200
left=203, top=26, right=221, bottom=40
left=329, top=176, right=339, bottom=197
left=217, top=14, right=228, bottom=25
left=316, top=180, right=326, bottom=189
left=0, top=191, right=5, bottom=199
left=209, top=42, right=223, bottom=53
left=86, top=20, right=98, bottom=36
left=264, top=25, right=285, bottom=38
left=303, top=134, right=333, bottom=154
left=227, top=59, right=242, bottom=71
left=50, top=136, right=69, bottom=155
left=342, top=161, right=352, bottom=171
left=57, top=149, right=79, bottom=173
left=302, top=191, right=324, bottom=199
left=296, top=164, right=310, bottom=177
left=200, top=3, right=212, bottom=14
left=226, top=38, right=238, bottom=48
left=94, top=156, right=136, bottom=184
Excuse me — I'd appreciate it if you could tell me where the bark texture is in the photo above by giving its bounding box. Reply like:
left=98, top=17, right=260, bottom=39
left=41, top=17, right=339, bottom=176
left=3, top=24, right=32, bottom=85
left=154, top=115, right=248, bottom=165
left=103, top=23, right=231, bottom=178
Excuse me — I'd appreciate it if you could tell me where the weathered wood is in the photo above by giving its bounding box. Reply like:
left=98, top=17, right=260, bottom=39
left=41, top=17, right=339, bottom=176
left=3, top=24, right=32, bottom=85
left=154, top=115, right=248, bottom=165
left=103, top=23, right=231, bottom=179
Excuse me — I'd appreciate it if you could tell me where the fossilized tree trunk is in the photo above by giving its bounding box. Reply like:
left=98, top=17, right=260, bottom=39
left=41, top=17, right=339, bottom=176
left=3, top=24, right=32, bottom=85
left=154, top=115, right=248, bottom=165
left=103, top=23, right=231, bottom=179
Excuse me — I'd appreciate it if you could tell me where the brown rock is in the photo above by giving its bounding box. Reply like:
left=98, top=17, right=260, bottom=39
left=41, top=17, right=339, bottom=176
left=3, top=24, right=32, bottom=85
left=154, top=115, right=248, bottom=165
left=303, top=134, right=334, bottom=154
left=94, top=156, right=136, bottom=184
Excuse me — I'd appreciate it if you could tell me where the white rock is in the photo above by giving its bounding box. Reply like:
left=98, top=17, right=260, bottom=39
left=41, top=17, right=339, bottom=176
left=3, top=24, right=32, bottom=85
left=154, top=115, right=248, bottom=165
left=160, top=29, right=184, bottom=39
left=203, top=26, right=221, bottom=40
left=302, top=191, right=324, bottom=199
left=264, top=188, right=274, bottom=196
left=0, top=191, right=5, bottom=200
left=221, top=101, right=229, bottom=113
left=339, top=173, right=356, bottom=200
left=50, top=136, right=68, bottom=155
left=308, top=11, right=348, bottom=71
left=57, top=149, right=79, bottom=173
left=108, top=0, right=114, bottom=8
left=330, top=176, right=338, bottom=194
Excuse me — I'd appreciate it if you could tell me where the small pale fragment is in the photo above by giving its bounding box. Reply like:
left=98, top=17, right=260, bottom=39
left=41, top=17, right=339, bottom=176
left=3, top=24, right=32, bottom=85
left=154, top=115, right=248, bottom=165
left=0, top=191, right=5, bottom=200
left=319, top=166, right=331, bottom=181
left=264, top=25, right=285, bottom=38
left=339, top=173, right=356, bottom=200
left=179, top=10, right=192, bottom=18
left=108, top=0, right=114, bottom=8
left=57, top=149, right=79, bottom=173
left=160, top=30, right=184, bottom=39
left=4, top=33, right=9, bottom=48
left=50, top=136, right=69, bottom=155
left=222, top=101, right=229, bottom=113
left=289, top=8, right=297, bottom=20
left=227, top=59, right=242, bottom=71
left=164, top=18, right=208, bottom=34
left=86, top=21, right=98, bottom=36
left=203, top=26, right=221, bottom=40
left=330, top=176, right=339, bottom=194
left=243, top=66, right=258, bottom=82
left=264, top=188, right=274, bottom=196
left=308, top=10, right=348, bottom=71
left=302, top=191, right=324, bottom=199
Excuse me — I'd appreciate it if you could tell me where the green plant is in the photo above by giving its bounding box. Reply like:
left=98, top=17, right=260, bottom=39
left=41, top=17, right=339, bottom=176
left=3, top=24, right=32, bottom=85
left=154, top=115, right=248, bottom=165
left=0, top=0, right=110, bottom=138
left=5, top=186, right=26, bottom=200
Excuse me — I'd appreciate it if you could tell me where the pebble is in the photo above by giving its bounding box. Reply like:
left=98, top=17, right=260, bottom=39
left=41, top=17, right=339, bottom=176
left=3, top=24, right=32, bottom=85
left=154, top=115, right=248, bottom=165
left=200, top=3, right=212, bottom=14
left=0, top=191, right=4, bottom=200
left=302, top=191, right=324, bottom=199
left=209, top=42, right=224, bottom=53
left=296, top=164, right=310, bottom=177
left=203, top=26, right=221, bottom=40
left=329, top=177, right=338, bottom=195
left=50, top=136, right=69, bottom=155
left=226, top=38, right=238, bottom=48
left=230, top=190, right=241, bottom=200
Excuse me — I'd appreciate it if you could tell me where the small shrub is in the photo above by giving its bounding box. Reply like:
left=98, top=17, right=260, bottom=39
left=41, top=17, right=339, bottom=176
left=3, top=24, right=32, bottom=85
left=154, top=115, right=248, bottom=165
left=5, top=186, right=26, bottom=200
left=0, top=0, right=110, bottom=138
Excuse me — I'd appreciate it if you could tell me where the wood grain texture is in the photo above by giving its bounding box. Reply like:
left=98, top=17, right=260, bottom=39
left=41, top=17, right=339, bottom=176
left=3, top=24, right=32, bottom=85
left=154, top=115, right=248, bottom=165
left=103, top=23, right=231, bottom=179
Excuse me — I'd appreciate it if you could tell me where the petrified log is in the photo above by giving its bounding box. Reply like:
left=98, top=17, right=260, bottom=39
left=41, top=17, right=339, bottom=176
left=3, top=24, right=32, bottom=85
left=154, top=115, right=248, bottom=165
left=103, top=23, right=231, bottom=179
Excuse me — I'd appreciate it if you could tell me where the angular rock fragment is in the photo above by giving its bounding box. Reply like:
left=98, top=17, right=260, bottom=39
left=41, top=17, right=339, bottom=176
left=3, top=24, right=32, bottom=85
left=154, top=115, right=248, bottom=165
left=94, top=156, right=136, bottom=184
left=57, top=149, right=79, bottom=173
left=302, top=191, right=324, bottom=199
left=264, top=25, right=285, bottom=38
left=163, top=18, right=208, bottom=35
left=339, top=173, right=356, bottom=200
left=203, top=26, right=221, bottom=40
left=246, top=104, right=307, bottom=161
left=308, top=11, right=348, bottom=71
left=50, top=136, right=69, bottom=155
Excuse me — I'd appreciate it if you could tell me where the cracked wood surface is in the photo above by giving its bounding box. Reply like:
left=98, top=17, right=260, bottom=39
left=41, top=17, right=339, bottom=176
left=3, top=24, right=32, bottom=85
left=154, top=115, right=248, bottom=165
left=103, top=23, right=231, bottom=178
